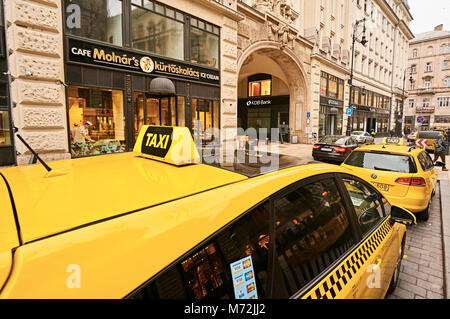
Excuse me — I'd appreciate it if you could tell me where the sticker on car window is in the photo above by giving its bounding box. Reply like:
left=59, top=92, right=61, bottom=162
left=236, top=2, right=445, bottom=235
left=230, top=256, right=258, bottom=299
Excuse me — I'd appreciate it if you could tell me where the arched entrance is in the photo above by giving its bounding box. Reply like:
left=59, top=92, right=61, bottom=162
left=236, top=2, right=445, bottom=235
left=237, top=41, right=309, bottom=143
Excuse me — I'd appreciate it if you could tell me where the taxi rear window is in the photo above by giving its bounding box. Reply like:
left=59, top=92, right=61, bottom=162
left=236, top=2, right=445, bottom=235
left=344, top=151, right=417, bottom=173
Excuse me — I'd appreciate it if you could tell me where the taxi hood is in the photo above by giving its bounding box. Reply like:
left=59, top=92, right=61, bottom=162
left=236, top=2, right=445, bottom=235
left=0, top=152, right=247, bottom=243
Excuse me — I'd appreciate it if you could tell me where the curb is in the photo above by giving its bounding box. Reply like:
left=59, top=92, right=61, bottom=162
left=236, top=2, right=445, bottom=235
left=439, top=177, right=450, bottom=299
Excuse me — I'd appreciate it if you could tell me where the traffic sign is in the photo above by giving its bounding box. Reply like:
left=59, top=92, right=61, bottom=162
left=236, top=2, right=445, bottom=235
left=416, top=139, right=428, bottom=147
left=417, top=116, right=425, bottom=123
left=346, top=107, right=353, bottom=115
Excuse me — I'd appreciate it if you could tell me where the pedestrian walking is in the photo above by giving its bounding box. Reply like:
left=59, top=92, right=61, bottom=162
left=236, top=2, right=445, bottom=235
left=433, top=137, right=448, bottom=171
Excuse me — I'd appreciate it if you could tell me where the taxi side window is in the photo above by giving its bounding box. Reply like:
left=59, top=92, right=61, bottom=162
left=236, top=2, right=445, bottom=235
left=273, top=178, right=355, bottom=297
left=342, top=178, right=384, bottom=236
left=418, top=151, right=434, bottom=171
left=130, top=202, right=271, bottom=299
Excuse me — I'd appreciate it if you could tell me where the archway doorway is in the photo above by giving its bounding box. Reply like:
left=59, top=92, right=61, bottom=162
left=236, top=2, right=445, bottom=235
left=237, top=44, right=308, bottom=143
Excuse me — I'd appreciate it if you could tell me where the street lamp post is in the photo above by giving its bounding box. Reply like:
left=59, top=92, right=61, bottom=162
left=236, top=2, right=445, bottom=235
left=346, top=18, right=368, bottom=136
left=396, top=68, right=414, bottom=137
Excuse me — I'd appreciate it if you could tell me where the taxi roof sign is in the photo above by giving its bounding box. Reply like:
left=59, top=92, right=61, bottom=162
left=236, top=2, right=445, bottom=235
left=382, top=137, right=404, bottom=146
left=133, top=125, right=200, bottom=166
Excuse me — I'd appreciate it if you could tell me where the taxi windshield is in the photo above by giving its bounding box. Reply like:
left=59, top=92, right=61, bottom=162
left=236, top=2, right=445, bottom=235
left=344, top=151, right=417, bottom=173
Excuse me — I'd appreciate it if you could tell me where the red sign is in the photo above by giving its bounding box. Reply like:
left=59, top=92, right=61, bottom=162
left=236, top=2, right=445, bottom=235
left=416, top=139, right=428, bottom=147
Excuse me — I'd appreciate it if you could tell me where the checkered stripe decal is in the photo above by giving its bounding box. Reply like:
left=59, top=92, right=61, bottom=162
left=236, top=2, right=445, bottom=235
left=304, top=219, right=393, bottom=299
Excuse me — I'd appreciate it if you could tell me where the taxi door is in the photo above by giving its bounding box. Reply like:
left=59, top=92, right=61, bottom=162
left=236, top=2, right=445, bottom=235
left=0, top=174, right=20, bottom=290
left=339, top=175, right=399, bottom=298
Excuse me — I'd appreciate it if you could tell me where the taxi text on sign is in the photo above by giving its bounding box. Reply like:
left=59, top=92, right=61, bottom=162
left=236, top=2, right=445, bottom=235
left=133, top=125, right=200, bottom=166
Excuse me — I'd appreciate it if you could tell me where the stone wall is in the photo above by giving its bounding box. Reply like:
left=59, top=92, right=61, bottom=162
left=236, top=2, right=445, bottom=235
left=5, top=0, right=69, bottom=165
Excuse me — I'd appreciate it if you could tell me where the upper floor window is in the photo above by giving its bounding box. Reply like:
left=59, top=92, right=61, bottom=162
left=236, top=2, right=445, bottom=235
left=410, top=80, right=415, bottom=90
left=437, top=97, right=450, bottom=107
left=444, top=61, right=449, bottom=70
left=411, top=64, right=416, bottom=73
left=425, top=62, right=432, bottom=72
left=441, top=44, right=447, bottom=54
left=408, top=99, right=414, bottom=108
left=65, top=0, right=123, bottom=46
left=412, top=49, right=418, bottom=58
left=423, top=98, right=430, bottom=107
left=190, top=19, right=220, bottom=68
left=130, top=4, right=184, bottom=61
left=445, top=77, right=450, bottom=88
left=424, top=80, right=431, bottom=89
left=248, top=74, right=272, bottom=97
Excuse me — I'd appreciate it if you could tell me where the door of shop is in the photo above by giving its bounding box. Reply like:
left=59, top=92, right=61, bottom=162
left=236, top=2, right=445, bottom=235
left=133, top=94, right=177, bottom=143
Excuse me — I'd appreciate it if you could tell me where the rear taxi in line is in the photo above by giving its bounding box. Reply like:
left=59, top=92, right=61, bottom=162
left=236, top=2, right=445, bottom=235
left=414, top=130, right=444, bottom=152
left=342, top=137, right=438, bottom=221
left=0, top=125, right=416, bottom=299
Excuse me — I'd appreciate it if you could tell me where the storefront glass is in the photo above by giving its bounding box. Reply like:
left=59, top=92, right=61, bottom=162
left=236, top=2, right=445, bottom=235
left=248, top=79, right=271, bottom=97
left=64, top=0, right=123, bottom=46
left=192, top=98, right=220, bottom=141
left=0, top=110, right=11, bottom=146
left=68, top=86, right=126, bottom=157
left=131, top=5, right=184, bottom=60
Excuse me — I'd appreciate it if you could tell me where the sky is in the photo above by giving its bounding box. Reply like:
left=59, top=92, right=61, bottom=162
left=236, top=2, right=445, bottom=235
left=408, top=0, right=450, bottom=34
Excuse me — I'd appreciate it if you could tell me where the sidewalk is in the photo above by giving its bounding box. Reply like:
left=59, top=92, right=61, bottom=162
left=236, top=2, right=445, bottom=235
left=438, top=156, right=450, bottom=299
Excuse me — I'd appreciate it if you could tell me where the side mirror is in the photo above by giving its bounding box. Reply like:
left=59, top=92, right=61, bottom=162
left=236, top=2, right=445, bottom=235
left=390, top=206, right=416, bottom=225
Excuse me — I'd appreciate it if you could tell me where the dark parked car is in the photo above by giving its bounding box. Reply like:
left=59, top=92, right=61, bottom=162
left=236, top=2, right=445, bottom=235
left=313, top=135, right=359, bottom=163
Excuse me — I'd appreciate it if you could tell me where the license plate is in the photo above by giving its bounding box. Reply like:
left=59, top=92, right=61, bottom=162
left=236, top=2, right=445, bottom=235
left=321, top=148, right=332, bottom=152
left=372, top=182, right=390, bottom=192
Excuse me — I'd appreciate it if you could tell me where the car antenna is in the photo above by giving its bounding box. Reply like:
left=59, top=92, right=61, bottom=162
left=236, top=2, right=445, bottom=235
left=15, top=130, right=66, bottom=177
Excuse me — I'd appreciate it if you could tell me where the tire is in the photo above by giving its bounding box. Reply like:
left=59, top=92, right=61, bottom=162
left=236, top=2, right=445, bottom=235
left=417, top=199, right=430, bottom=221
left=388, top=238, right=405, bottom=294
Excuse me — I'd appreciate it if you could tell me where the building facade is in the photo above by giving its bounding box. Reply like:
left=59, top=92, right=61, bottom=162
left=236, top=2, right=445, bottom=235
left=404, top=24, right=450, bottom=132
left=1, top=0, right=413, bottom=166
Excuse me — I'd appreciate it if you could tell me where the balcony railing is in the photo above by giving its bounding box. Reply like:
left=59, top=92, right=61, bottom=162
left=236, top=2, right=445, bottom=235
left=417, top=88, right=436, bottom=95
left=416, top=106, right=435, bottom=112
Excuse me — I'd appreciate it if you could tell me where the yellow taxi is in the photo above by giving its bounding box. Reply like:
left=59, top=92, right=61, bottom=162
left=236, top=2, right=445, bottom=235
left=414, top=130, right=444, bottom=152
left=342, top=137, right=438, bottom=221
left=0, top=125, right=416, bottom=299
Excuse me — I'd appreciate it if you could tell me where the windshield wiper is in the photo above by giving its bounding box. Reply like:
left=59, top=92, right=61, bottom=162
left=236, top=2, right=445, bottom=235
left=373, top=166, right=394, bottom=172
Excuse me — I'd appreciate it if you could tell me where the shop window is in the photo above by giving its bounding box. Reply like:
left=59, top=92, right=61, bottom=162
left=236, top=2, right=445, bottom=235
left=190, top=27, right=219, bottom=68
left=342, top=178, right=384, bottom=236
left=320, top=72, right=327, bottom=96
left=130, top=202, right=271, bottom=299
left=274, top=178, right=355, bottom=297
left=0, top=110, right=11, bottom=146
left=64, top=0, right=123, bottom=46
left=192, top=98, right=220, bottom=142
left=68, top=86, right=126, bottom=157
left=328, top=75, right=338, bottom=99
left=177, top=96, right=186, bottom=127
left=130, top=5, right=184, bottom=61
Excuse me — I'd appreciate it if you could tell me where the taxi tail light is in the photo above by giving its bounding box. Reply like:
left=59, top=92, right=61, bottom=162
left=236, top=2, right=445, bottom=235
left=334, top=147, right=347, bottom=153
left=395, top=177, right=426, bottom=187
left=313, top=144, right=321, bottom=150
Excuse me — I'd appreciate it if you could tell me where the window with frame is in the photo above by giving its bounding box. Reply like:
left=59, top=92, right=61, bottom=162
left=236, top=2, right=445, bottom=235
left=423, top=98, right=430, bottom=107
left=425, top=62, right=432, bottom=72
left=130, top=4, right=184, bottom=60
left=130, top=202, right=271, bottom=299
left=438, top=97, right=450, bottom=107
left=248, top=74, right=271, bottom=97
left=64, top=0, right=123, bottom=46
left=190, top=19, right=219, bottom=68
left=408, top=99, right=414, bottom=108
left=274, top=178, right=355, bottom=297
left=412, top=49, right=418, bottom=58
left=444, top=77, right=450, bottom=88
left=424, top=80, right=431, bottom=90
left=411, top=64, right=416, bottom=73
left=444, top=61, right=449, bottom=70
left=342, top=177, right=384, bottom=236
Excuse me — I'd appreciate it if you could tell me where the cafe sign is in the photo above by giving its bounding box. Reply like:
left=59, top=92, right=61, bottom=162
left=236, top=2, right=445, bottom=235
left=68, top=38, right=220, bottom=85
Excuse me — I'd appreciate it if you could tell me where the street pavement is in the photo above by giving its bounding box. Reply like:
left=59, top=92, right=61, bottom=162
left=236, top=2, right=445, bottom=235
left=266, top=139, right=450, bottom=299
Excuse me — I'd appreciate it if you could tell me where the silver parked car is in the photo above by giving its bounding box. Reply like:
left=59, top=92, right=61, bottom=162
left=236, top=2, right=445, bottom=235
left=351, top=131, right=375, bottom=144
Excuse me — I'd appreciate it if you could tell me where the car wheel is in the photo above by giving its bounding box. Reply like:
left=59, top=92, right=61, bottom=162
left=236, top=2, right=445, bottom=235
left=313, top=156, right=319, bottom=161
left=417, top=199, right=431, bottom=221
left=387, top=237, right=405, bottom=294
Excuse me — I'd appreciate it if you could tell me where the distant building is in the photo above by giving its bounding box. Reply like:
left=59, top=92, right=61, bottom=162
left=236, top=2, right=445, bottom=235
left=405, top=24, right=450, bottom=131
